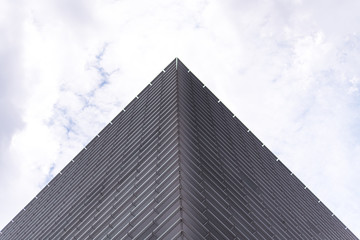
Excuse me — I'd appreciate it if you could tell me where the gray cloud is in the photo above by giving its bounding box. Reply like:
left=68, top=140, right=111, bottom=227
left=0, top=12, right=25, bottom=154
left=0, top=1, right=26, bottom=174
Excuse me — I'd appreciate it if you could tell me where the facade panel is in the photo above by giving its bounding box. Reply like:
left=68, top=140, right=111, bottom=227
left=0, top=59, right=357, bottom=239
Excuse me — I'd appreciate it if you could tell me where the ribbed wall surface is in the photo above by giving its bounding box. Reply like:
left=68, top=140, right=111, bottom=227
left=176, top=60, right=358, bottom=240
left=0, top=60, right=184, bottom=240
left=0, top=58, right=358, bottom=239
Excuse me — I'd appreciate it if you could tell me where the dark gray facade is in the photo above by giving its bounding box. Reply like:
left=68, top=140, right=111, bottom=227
left=0, top=59, right=357, bottom=239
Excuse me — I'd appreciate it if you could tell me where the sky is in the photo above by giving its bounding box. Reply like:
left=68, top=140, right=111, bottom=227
left=0, top=0, right=359, bottom=236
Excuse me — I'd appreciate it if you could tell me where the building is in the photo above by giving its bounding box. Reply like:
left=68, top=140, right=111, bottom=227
left=0, top=58, right=357, bottom=239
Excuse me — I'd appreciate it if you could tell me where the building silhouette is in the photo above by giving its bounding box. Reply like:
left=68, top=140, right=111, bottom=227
left=0, top=58, right=358, bottom=239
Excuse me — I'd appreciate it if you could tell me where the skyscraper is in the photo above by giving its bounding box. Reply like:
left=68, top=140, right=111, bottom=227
left=0, top=58, right=357, bottom=239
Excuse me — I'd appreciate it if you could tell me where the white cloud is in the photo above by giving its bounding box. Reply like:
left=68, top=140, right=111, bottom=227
left=0, top=0, right=359, bottom=237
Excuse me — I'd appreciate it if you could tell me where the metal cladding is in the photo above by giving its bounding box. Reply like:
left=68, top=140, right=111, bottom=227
left=0, top=59, right=358, bottom=240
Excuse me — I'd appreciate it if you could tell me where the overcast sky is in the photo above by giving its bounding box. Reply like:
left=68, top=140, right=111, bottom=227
left=1, top=0, right=359, bottom=236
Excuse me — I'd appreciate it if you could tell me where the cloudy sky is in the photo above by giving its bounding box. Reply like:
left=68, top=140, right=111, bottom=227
left=1, top=0, right=360, bottom=236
